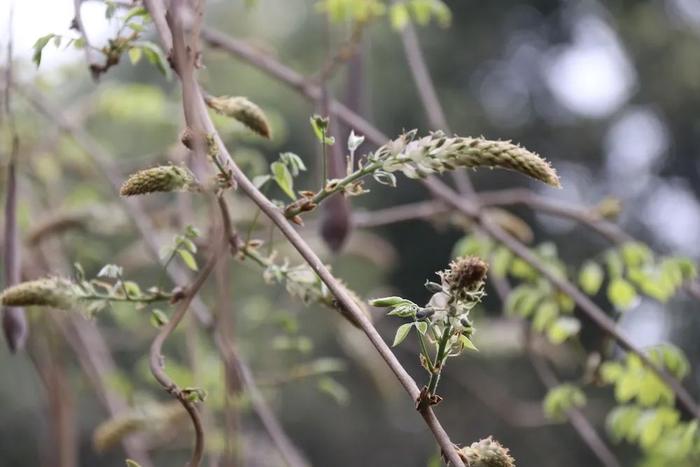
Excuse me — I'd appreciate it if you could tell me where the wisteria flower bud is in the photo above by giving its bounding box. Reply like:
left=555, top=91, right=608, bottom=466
left=377, top=131, right=560, bottom=187
left=120, top=165, right=199, bottom=196
left=205, top=95, right=271, bottom=139
left=0, top=278, right=75, bottom=310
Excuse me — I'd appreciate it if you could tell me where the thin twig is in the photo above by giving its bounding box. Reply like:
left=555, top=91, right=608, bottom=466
left=148, top=196, right=229, bottom=467
left=2, top=4, right=28, bottom=352
left=395, top=9, right=472, bottom=195
left=16, top=83, right=307, bottom=466
left=155, top=3, right=466, bottom=463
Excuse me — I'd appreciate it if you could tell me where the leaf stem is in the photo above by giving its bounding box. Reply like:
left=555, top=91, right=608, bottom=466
left=285, top=159, right=382, bottom=218
left=427, top=323, right=452, bottom=396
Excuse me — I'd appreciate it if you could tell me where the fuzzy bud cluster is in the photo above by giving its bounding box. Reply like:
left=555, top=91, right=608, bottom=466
left=0, top=278, right=76, bottom=310
left=205, top=95, right=271, bottom=139
left=120, top=165, right=199, bottom=196
left=458, top=436, right=515, bottom=467
left=438, top=256, right=488, bottom=302
left=376, top=130, right=560, bottom=187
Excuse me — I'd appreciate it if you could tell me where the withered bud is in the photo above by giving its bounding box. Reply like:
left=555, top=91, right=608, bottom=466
left=439, top=256, right=488, bottom=295
left=458, top=436, right=515, bottom=467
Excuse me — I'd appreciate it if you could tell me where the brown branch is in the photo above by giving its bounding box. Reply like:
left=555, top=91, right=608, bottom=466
left=71, top=0, right=103, bottom=80
left=2, top=5, right=28, bottom=352
left=155, top=3, right=466, bottom=464
left=197, top=27, right=700, bottom=419
left=16, top=82, right=307, bottom=466
left=148, top=196, right=229, bottom=467
left=526, top=336, right=622, bottom=467
left=395, top=10, right=472, bottom=195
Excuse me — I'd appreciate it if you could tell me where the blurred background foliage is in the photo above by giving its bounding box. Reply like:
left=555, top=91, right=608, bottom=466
left=2, top=0, right=700, bottom=466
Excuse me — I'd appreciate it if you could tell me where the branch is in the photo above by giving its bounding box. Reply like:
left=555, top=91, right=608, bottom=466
left=148, top=196, right=229, bottom=467
left=395, top=10, right=472, bottom=195
left=16, top=83, right=307, bottom=466
left=2, top=5, right=28, bottom=352
left=156, top=4, right=466, bottom=464
left=197, top=28, right=700, bottom=419
left=71, top=0, right=103, bottom=80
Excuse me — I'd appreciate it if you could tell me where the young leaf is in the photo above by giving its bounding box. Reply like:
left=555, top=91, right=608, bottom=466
left=271, top=161, right=296, bottom=200
left=415, top=321, right=428, bottom=335
left=309, top=115, right=335, bottom=145
left=124, top=6, right=149, bottom=23
left=178, top=249, right=198, bottom=271
left=252, top=174, right=271, bottom=189
left=578, top=260, right=604, bottom=295
left=98, top=264, right=123, bottom=279
left=607, top=278, right=637, bottom=311
left=32, top=33, right=56, bottom=67
left=128, top=47, right=143, bottom=65
left=392, top=323, right=413, bottom=347
left=389, top=3, right=410, bottom=30
left=459, top=334, right=478, bottom=351
left=546, top=317, right=580, bottom=344
left=126, top=460, right=143, bottom=467
left=369, top=296, right=407, bottom=307
left=137, top=41, right=170, bottom=77
left=347, top=130, right=365, bottom=153
left=279, top=152, right=306, bottom=176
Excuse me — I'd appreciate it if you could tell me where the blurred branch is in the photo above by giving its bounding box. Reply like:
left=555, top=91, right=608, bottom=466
left=15, top=81, right=308, bottom=467
left=395, top=8, right=472, bottom=195
left=527, top=339, right=622, bottom=467
left=1, top=4, right=28, bottom=352
left=492, top=274, right=622, bottom=467
left=71, top=0, right=103, bottom=80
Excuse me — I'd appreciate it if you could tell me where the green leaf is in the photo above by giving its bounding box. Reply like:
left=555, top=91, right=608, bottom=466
left=546, top=317, right=580, bottom=344
left=415, top=321, right=428, bottom=335
left=578, top=260, right=604, bottom=295
left=505, top=285, right=542, bottom=318
left=178, top=249, right=198, bottom=271
left=309, top=115, right=335, bottom=145
left=369, top=296, right=407, bottom=307
left=389, top=3, right=410, bottom=30
left=533, top=300, right=558, bottom=332
left=621, top=242, right=653, bottom=269
left=126, top=460, right=143, bottom=467
left=543, top=384, right=586, bottom=421
left=607, top=406, right=642, bottom=441
left=150, top=308, right=169, bottom=328
left=252, top=174, right=271, bottom=189
left=279, top=152, right=306, bottom=176
left=32, top=33, right=56, bottom=67
left=137, top=41, right=170, bottom=77
left=105, top=0, right=117, bottom=19
left=490, top=246, right=512, bottom=278
left=128, top=47, right=143, bottom=65
left=317, top=377, right=350, bottom=406
left=392, top=323, right=413, bottom=347
left=124, top=6, right=149, bottom=23
left=98, top=264, right=123, bottom=279
left=271, top=161, right=296, bottom=200
left=459, top=334, right=478, bottom=351
left=607, top=278, right=637, bottom=311
left=605, top=250, right=624, bottom=278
